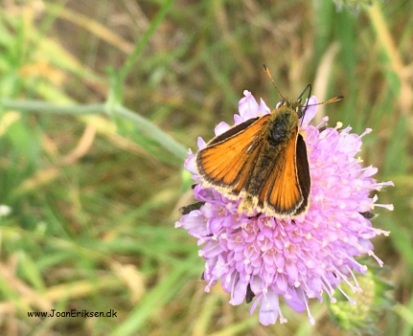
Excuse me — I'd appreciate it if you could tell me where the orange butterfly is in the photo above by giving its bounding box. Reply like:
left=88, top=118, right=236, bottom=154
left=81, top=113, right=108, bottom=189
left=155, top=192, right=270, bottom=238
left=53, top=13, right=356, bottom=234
left=196, top=66, right=342, bottom=218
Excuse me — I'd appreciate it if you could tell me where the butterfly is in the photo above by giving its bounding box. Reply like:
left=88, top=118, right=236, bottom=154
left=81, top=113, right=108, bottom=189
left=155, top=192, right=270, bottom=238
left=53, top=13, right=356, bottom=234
left=195, top=66, right=342, bottom=218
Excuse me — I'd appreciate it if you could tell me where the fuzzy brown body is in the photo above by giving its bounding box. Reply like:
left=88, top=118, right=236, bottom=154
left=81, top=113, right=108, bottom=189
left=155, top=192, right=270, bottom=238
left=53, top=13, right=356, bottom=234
left=196, top=102, right=311, bottom=218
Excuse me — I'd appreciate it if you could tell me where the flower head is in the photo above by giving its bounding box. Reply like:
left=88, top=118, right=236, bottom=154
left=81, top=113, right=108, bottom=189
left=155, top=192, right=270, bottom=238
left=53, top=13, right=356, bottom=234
left=176, top=90, right=393, bottom=325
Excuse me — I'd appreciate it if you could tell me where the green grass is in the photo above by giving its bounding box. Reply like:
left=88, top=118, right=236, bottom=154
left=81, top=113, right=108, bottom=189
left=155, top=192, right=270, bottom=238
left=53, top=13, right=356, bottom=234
left=0, top=0, right=412, bottom=335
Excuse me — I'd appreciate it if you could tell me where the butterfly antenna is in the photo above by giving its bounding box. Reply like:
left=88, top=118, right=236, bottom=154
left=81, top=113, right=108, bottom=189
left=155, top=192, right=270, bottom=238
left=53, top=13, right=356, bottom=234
left=298, top=84, right=312, bottom=122
left=298, top=88, right=343, bottom=125
left=319, top=95, right=344, bottom=105
left=297, top=84, right=312, bottom=102
left=263, top=64, right=287, bottom=102
left=306, top=95, right=344, bottom=108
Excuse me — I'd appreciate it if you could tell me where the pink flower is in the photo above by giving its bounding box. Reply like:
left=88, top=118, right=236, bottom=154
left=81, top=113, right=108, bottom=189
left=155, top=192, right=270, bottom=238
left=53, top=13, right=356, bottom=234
left=176, top=90, right=393, bottom=325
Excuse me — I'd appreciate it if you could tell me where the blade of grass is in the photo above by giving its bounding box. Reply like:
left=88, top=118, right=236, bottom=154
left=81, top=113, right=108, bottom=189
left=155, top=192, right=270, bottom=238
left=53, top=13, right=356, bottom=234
left=110, top=254, right=200, bottom=336
left=118, top=0, right=174, bottom=82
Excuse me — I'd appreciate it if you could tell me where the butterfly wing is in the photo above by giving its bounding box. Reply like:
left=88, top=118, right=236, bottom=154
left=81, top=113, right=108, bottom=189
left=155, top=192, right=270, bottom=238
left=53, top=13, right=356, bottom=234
left=196, top=115, right=271, bottom=195
left=256, top=129, right=309, bottom=216
left=291, top=133, right=311, bottom=214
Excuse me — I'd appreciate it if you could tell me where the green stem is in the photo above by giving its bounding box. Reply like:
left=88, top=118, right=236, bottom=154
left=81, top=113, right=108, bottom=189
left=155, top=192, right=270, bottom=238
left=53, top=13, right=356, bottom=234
left=114, top=105, right=187, bottom=160
left=0, top=99, right=188, bottom=161
left=0, top=99, right=104, bottom=115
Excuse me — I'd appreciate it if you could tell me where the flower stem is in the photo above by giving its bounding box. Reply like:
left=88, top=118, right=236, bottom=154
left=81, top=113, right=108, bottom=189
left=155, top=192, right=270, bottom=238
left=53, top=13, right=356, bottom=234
left=0, top=99, right=188, bottom=160
left=0, top=99, right=104, bottom=115
left=114, top=105, right=188, bottom=160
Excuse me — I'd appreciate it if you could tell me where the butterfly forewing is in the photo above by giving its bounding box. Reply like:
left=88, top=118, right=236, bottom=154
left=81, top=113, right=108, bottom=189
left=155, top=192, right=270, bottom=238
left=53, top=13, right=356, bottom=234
left=196, top=115, right=271, bottom=189
left=208, top=117, right=259, bottom=145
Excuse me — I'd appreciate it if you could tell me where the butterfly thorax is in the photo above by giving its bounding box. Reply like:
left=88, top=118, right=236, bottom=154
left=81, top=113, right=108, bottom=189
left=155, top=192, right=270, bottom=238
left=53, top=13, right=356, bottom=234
left=267, top=105, right=299, bottom=147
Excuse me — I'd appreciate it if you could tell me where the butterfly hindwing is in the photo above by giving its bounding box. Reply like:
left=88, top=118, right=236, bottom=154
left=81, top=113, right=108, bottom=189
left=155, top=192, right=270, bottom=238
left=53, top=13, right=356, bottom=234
left=293, top=133, right=311, bottom=214
left=259, top=128, right=303, bottom=215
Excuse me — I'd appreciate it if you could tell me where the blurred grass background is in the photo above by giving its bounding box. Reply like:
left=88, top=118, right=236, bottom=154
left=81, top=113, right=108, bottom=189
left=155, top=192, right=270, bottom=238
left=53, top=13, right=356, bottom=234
left=0, top=0, right=411, bottom=335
